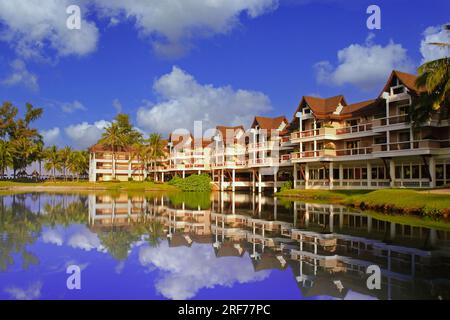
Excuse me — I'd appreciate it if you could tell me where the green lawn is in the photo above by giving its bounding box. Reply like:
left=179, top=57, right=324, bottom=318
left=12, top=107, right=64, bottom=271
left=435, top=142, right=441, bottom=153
left=278, top=188, right=450, bottom=218
left=0, top=180, right=179, bottom=192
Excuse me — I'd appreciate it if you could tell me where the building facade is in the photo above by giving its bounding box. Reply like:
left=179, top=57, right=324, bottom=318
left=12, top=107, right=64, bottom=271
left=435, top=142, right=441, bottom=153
left=89, top=70, right=450, bottom=190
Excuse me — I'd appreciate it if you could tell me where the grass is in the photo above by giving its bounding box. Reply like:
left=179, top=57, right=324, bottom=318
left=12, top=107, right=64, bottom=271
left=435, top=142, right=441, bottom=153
left=0, top=180, right=179, bottom=192
left=278, top=188, right=450, bottom=218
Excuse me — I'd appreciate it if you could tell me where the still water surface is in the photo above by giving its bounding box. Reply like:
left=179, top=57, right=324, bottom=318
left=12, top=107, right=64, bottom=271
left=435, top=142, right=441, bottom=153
left=1, top=192, right=449, bottom=300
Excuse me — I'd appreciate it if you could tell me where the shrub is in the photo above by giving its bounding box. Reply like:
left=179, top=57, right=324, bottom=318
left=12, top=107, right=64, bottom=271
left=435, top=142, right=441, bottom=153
left=280, top=180, right=293, bottom=192
left=168, top=174, right=212, bottom=192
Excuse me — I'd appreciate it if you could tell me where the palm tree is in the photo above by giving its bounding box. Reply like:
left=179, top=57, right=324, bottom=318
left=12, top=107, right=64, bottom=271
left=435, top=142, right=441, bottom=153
left=44, top=145, right=62, bottom=181
left=58, top=146, right=72, bottom=181
left=412, top=24, right=450, bottom=125
left=99, top=122, right=127, bottom=180
left=147, top=133, right=165, bottom=180
left=0, top=140, right=12, bottom=177
left=67, top=150, right=89, bottom=181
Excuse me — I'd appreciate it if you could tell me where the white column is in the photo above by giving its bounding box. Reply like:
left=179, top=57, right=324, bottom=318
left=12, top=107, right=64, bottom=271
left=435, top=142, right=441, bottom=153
left=410, top=126, right=414, bottom=149
left=329, top=162, right=334, bottom=190
left=232, top=169, right=236, bottom=192
left=182, top=170, right=186, bottom=179
left=339, top=163, right=343, bottom=187
left=161, top=172, right=164, bottom=182
left=390, top=159, right=396, bottom=187
left=293, top=163, right=298, bottom=189
left=429, top=157, right=436, bottom=188
left=329, top=206, right=334, bottom=233
left=220, top=169, right=224, bottom=192
left=313, top=119, right=317, bottom=154
left=367, top=162, right=372, bottom=188
left=252, top=170, right=256, bottom=193
left=258, top=170, right=262, bottom=193
left=305, top=163, right=310, bottom=189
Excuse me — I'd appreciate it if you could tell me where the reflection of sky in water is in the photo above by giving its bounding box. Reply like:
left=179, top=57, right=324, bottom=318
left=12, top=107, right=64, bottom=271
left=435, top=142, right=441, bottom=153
left=3, top=193, right=445, bottom=300
left=0, top=224, right=306, bottom=300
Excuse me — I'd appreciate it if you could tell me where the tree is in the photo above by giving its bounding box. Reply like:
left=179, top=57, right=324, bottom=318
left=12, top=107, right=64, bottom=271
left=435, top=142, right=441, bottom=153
left=0, top=102, right=44, bottom=177
left=99, top=122, right=127, bottom=180
left=68, top=150, right=89, bottom=181
left=0, top=140, right=13, bottom=177
left=412, top=24, right=450, bottom=125
left=44, top=146, right=62, bottom=181
left=147, top=133, right=165, bottom=180
left=59, top=146, right=72, bottom=181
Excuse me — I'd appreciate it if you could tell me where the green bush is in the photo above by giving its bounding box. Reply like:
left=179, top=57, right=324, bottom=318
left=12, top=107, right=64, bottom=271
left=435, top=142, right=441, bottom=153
left=168, top=174, right=212, bottom=192
left=280, top=180, right=293, bottom=192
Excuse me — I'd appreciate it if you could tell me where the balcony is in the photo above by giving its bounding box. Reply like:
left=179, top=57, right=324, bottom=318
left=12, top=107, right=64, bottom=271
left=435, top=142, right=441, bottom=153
left=291, top=147, right=372, bottom=160
left=372, top=139, right=448, bottom=153
left=336, top=123, right=372, bottom=135
left=372, top=114, right=409, bottom=127
left=247, top=140, right=277, bottom=151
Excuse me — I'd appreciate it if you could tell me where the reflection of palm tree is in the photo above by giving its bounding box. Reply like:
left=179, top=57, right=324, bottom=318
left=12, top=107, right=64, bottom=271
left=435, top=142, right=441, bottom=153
left=133, top=217, right=164, bottom=247
left=99, top=227, right=139, bottom=261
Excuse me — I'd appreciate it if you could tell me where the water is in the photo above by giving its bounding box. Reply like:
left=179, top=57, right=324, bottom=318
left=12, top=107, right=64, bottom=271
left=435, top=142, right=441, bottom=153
left=0, top=191, right=449, bottom=300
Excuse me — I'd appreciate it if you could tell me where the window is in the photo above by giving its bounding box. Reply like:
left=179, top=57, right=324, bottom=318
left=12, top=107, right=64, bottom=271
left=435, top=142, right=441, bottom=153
left=333, top=169, right=340, bottom=179
left=398, top=105, right=408, bottom=115
left=346, top=119, right=358, bottom=127
left=398, top=131, right=410, bottom=142
left=303, top=108, right=311, bottom=114
left=374, top=136, right=387, bottom=145
left=436, top=165, right=444, bottom=180
left=395, top=166, right=402, bottom=179
left=403, top=165, right=411, bottom=179
left=446, top=164, right=450, bottom=179
left=412, top=165, right=420, bottom=179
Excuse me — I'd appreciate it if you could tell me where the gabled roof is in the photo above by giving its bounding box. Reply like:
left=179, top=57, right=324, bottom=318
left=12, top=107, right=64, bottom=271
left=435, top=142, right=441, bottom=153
left=215, top=125, right=245, bottom=142
left=252, top=116, right=288, bottom=130
left=379, top=70, right=425, bottom=96
left=292, top=95, right=347, bottom=120
left=341, top=99, right=378, bottom=118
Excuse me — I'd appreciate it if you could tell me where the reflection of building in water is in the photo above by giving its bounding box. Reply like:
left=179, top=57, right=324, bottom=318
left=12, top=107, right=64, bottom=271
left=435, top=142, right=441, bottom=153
left=88, top=193, right=450, bottom=299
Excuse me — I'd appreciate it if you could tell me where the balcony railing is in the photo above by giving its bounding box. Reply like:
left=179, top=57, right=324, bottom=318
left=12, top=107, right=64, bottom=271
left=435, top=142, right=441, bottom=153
left=373, top=139, right=448, bottom=152
left=373, top=114, right=409, bottom=127
left=336, top=123, right=372, bottom=135
left=291, top=147, right=372, bottom=159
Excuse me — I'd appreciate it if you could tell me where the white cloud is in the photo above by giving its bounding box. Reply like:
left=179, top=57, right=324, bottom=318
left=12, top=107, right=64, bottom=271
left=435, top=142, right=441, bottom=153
left=41, top=127, right=61, bottom=146
left=93, top=0, right=278, bottom=56
left=67, top=226, right=103, bottom=252
left=0, top=0, right=99, bottom=59
left=420, top=24, right=450, bottom=63
left=314, top=34, right=415, bottom=90
left=42, top=228, right=64, bottom=246
left=4, top=281, right=42, bottom=300
left=1, top=59, right=38, bottom=91
left=112, top=98, right=122, bottom=113
left=137, top=66, right=272, bottom=134
left=61, top=100, right=87, bottom=113
left=139, top=242, right=269, bottom=300
left=65, top=120, right=110, bottom=149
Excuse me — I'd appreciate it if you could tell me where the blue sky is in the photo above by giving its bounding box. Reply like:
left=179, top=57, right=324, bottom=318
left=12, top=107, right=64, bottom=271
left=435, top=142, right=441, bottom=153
left=0, top=0, right=449, bottom=148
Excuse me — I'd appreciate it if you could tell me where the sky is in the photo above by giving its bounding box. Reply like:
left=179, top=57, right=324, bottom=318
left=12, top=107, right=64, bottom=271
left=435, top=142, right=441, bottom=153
left=0, top=0, right=449, bottom=149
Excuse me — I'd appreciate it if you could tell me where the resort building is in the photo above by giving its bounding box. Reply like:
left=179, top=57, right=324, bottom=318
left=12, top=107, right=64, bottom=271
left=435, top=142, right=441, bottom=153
left=88, top=70, right=450, bottom=190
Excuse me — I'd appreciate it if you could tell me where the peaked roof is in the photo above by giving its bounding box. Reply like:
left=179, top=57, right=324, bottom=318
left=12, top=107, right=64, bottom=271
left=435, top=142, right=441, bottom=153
left=252, top=116, right=288, bottom=130
left=379, top=70, right=425, bottom=96
left=293, top=95, right=347, bottom=120
left=215, top=125, right=245, bottom=142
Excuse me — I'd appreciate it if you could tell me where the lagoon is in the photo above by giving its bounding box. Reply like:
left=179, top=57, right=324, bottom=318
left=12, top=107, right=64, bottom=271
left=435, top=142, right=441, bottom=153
left=0, top=191, right=449, bottom=300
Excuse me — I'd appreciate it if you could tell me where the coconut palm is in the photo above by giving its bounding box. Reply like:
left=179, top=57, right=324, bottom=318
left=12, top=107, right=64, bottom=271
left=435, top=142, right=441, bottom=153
left=68, top=150, right=89, bottom=181
left=44, top=145, right=62, bottom=181
left=59, top=146, right=72, bottom=181
left=99, top=122, right=127, bottom=180
left=0, top=140, right=13, bottom=177
left=412, top=24, right=450, bottom=125
left=148, top=133, right=165, bottom=180
left=129, top=142, right=148, bottom=181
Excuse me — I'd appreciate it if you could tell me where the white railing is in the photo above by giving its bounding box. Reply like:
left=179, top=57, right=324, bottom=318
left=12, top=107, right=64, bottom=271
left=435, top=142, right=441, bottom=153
left=336, top=123, right=372, bottom=135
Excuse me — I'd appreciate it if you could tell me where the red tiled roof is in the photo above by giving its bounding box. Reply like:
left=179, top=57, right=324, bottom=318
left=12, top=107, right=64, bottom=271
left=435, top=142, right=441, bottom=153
left=379, top=70, right=426, bottom=96
left=252, top=116, right=288, bottom=130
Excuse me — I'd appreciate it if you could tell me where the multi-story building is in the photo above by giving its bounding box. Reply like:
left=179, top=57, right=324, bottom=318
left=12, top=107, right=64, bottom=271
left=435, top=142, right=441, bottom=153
left=89, top=70, right=450, bottom=190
